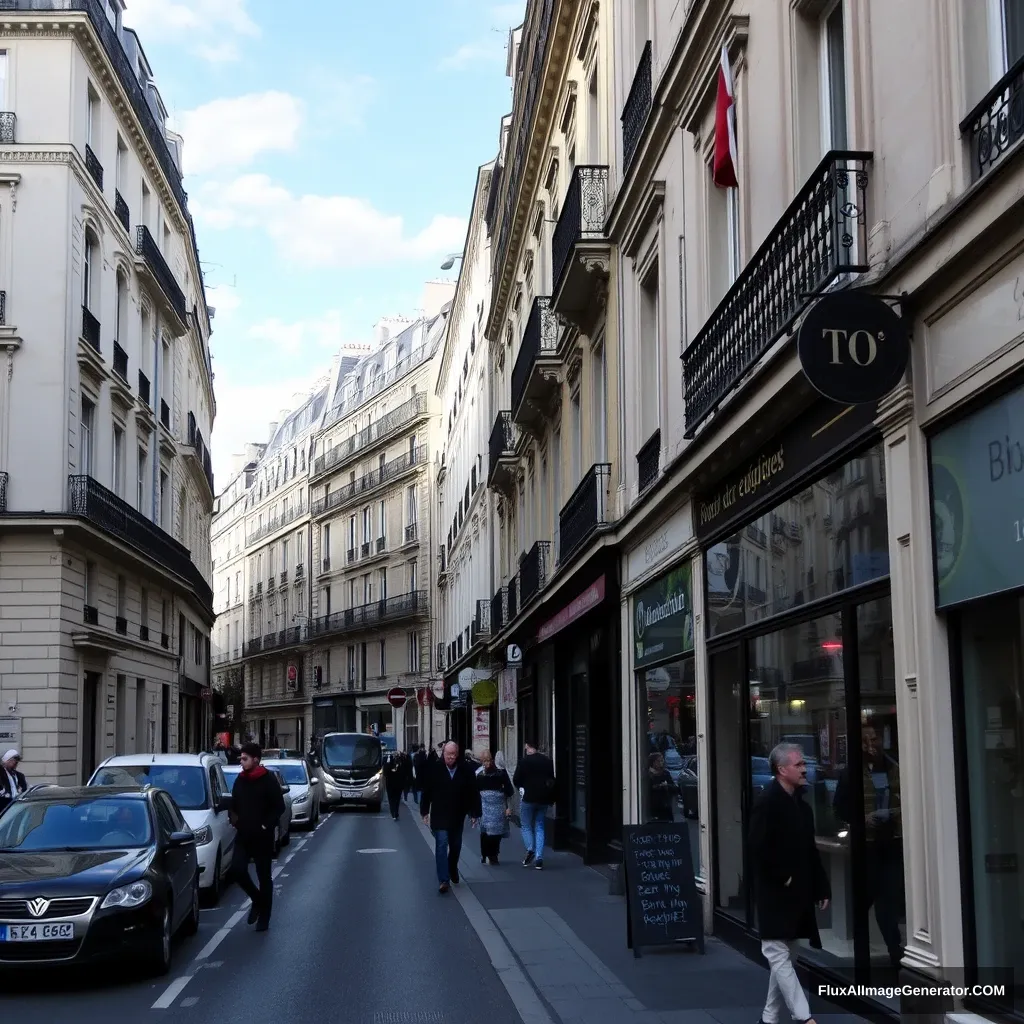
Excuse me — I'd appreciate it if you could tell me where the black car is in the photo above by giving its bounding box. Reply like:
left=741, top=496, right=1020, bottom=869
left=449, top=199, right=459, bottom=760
left=0, top=786, right=199, bottom=974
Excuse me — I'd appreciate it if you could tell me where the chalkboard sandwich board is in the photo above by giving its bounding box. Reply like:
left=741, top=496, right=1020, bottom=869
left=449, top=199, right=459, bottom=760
left=622, top=822, right=704, bottom=956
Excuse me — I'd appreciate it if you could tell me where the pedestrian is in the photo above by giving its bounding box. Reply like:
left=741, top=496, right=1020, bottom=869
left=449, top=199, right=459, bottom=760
left=228, top=742, right=285, bottom=932
left=403, top=749, right=415, bottom=802
left=420, top=741, right=481, bottom=894
left=749, top=742, right=830, bottom=1024
left=513, top=741, right=555, bottom=869
left=647, top=752, right=678, bottom=822
left=384, top=751, right=407, bottom=820
left=0, top=750, right=27, bottom=813
left=476, top=750, right=514, bottom=865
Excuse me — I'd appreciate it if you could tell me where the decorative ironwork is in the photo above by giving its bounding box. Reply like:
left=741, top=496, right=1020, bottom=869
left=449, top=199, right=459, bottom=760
left=112, top=341, right=128, bottom=381
left=471, top=599, right=491, bottom=645
left=962, top=54, right=1024, bottom=180
left=255, top=626, right=304, bottom=655
left=491, top=585, right=506, bottom=634
left=316, top=393, right=426, bottom=475
left=682, top=150, right=871, bottom=436
left=519, top=540, right=550, bottom=606
left=507, top=574, right=519, bottom=621
left=310, top=590, right=427, bottom=640
left=296, top=563, right=304, bottom=578
left=322, top=557, right=331, bottom=573
left=84, top=605, right=99, bottom=625
left=81, top=306, right=100, bottom=351
left=244, top=637, right=263, bottom=657
left=160, top=399, right=170, bottom=429
left=247, top=499, right=308, bottom=544
left=84, top=143, right=103, bottom=190
left=186, top=411, right=214, bottom=494
left=161, top=632, right=170, bottom=649
left=488, top=411, right=518, bottom=485
left=559, top=463, right=611, bottom=565
left=312, top=446, right=426, bottom=516
left=68, top=474, right=213, bottom=613
left=136, top=225, right=187, bottom=325
left=140, top=625, right=149, bottom=641
left=404, top=523, right=417, bottom=543
left=622, top=41, right=652, bottom=170
left=279, top=570, right=288, bottom=585
left=323, top=349, right=431, bottom=429
left=0, top=290, right=5, bottom=326
left=552, top=166, right=609, bottom=294
left=115, top=616, right=127, bottom=635
left=0, top=111, right=15, bottom=144
left=637, top=428, right=661, bottom=494
left=138, top=370, right=151, bottom=406
left=114, top=190, right=130, bottom=233
left=0, top=470, right=7, bottom=513
left=511, top=296, right=558, bottom=418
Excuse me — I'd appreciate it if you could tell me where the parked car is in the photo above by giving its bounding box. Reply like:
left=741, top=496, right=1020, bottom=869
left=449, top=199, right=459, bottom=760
left=220, top=764, right=292, bottom=854
left=0, top=786, right=198, bottom=974
left=89, top=753, right=234, bottom=905
left=263, top=759, right=320, bottom=830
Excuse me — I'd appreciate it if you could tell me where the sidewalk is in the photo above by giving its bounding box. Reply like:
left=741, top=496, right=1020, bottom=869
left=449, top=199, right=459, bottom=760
left=418, top=813, right=870, bottom=1024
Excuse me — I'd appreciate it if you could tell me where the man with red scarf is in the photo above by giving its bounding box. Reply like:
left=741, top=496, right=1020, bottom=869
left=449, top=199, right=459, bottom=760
left=229, top=742, right=285, bottom=932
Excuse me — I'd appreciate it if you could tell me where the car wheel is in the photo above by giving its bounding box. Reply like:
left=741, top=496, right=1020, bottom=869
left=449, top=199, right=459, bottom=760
left=144, top=905, right=173, bottom=977
left=204, top=851, right=222, bottom=906
left=182, top=879, right=200, bottom=937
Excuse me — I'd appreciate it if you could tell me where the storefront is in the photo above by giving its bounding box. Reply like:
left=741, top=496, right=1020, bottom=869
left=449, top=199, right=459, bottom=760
left=312, top=695, right=357, bottom=737
left=929, top=378, right=1024, bottom=1017
left=695, top=397, right=906, bottom=1000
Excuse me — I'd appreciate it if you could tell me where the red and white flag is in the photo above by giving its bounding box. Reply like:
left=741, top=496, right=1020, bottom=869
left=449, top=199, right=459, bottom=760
left=712, top=44, right=738, bottom=189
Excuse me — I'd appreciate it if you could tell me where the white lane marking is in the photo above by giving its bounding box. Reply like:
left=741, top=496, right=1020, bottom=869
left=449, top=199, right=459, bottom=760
left=357, top=847, right=397, bottom=854
left=152, top=976, right=192, bottom=1010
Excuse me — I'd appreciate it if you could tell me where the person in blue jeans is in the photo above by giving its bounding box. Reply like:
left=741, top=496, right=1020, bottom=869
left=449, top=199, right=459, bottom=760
left=420, top=741, right=481, bottom=893
left=513, top=742, right=555, bottom=869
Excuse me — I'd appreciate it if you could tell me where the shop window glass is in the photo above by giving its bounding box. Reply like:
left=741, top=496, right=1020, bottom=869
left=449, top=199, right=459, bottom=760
left=712, top=647, right=746, bottom=922
left=960, top=596, right=1024, bottom=1012
left=707, top=445, right=888, bottom=638
left=642, top=657, right=700, bottom=876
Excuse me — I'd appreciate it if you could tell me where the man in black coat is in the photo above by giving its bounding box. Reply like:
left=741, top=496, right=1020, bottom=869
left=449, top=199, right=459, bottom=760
left=412, top=745, right=427, bottom=806
left=229, top=742, right=286, bottom=932
left=0, top=750, right=27, bottom=813
left=420, top=741, right=481, bottom=893
left=749, top=743, right=830, bottom=1024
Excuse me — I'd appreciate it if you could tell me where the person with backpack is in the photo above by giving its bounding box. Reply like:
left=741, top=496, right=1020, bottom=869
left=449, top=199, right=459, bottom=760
left=513, top=742, right=555, bottom=870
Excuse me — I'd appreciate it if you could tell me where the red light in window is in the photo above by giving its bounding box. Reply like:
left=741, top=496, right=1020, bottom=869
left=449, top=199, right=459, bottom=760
left=821, top=641, right=843, bottom=652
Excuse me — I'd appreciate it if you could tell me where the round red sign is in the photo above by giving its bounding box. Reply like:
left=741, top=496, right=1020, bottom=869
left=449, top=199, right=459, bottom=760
left=287, top=665, right=297, bottom=683
left=386, top=686, right=407, bottom=709
left=416, top=687, right=431, bottom=707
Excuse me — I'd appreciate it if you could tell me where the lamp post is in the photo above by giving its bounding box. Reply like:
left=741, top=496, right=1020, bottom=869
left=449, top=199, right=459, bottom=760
left=440, top=252, right=464, bottom=271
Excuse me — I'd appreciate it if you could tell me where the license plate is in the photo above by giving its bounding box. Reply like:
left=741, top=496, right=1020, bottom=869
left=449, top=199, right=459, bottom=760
left=341, top=789, right=361, bottom=798
left=0, top=922, right=74, bottom=942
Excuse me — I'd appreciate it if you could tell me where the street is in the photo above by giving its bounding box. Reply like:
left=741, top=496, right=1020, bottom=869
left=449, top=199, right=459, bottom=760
left=2, top=808, right=528, bottom=1024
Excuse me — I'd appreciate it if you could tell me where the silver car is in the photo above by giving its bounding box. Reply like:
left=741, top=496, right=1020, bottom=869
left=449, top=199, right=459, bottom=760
left=263, top=759, right=321, bottom=829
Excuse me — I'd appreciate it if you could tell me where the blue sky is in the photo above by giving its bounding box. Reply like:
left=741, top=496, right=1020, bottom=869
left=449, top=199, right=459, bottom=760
left=123, top=0, right=521, bottom=483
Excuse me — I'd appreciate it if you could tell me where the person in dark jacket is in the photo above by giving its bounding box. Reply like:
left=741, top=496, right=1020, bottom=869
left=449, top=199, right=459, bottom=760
left=383, top=751, right=409, bottom=820
left=749, top=742, right=830, bottom=1024
left=513, top=742, right=555, bottom=869
left=420, top=741, right=481, bottom=893
left=412, top=745, right=427, bottom=806
left=647, top=752, right=677, bottom=822
left=229, top=742, right=286, bottom=932
left=0, top=750, right=27, bottom=813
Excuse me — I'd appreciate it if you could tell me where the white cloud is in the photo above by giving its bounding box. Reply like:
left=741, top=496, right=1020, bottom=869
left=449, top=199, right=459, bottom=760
left=193, top=175, right=467, bottom=269
left=305, top=70, right=376, bottom=130
left=124, top=0, right=258, bottom=62
left=247, top=310, right=351, bottom=357
left=205, top=284, right=241, bottom=327
left=440, top=38, right=505, bottom=70
left=489, top=3, right=524, bottom=28
left=179, top=92, right=304, bottom=176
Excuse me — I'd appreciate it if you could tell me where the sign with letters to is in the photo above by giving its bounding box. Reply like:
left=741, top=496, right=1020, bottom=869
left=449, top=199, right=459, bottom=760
left=797, top=291, right=909, bottom=404
left=622, top=822, right=703, bottom=956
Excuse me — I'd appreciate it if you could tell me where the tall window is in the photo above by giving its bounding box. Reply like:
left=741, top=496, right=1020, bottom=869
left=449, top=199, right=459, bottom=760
left=115, top=272, right=128, bottom=344
left=142, top=180, right=151, bottom=230
left=592, top=342, right=607, bottom=461
left=323, top=522, right=331, bottom=562
left=639, top=267, right=660, bottom=440
left=282, top=539, right=289, bottom=570
left=137, top=446, right=147, bottom=511
left=81, top=397, right=95, bottom=475
left=116, top=135, right=127, bottom=194
left=378, top=499, right=386, bottom=542
left=406, top=484, right=417, bottom=525
left=570, top=388, right=582, bottom=484
left=408, top=632, right=420, bottom=674
left=83, top=232, right=97, bottom=311
left=821, top=0, right=848, bottom=151
left=378, top=567, right=387, bottom=601
left=140, top=588, right=149, bottom=632
left=347, top=646, right=356, bottom=683
left=0, top=52, right=7, bottom=108
left=408, top=559, right=417, bottom=592
left=552, top=429, right=562, bottom=560
left=379, top=639, right=386, bottom=677
left=87, top=83, right=100, bottom=150
left=363, top=574, right=372, bottom=603
left=707, top=175, right=740, bottom=307
left=85, top=560, right=95, bottom=607
left=991, top=0, right=1024, bottom=76
left=348, top=515, right=356, bottom=553
left=112, top=425, right=125, bottom=497
left=362, top=506, right=371, bottom=544
left=159, top=469, right=168, bottom=527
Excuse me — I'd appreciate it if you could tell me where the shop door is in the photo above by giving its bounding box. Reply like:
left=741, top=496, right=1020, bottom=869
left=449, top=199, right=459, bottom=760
left=81, top=672, right=101, bottom=784
left=570, top=672, right=588, bottom=832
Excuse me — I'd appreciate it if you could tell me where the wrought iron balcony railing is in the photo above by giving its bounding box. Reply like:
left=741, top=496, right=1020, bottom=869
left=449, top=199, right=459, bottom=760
left=0, top=290, right=6, bottom=326
left=160, top=399, right=170, bottom=429
left=309, top=590, right=427, bottom=640
left=114, top=190, right=130, bottom=233
left=313, top=445, right=426, bottom=516
left=136, top=225, right=187, bottom=326
left=259, top=625, right=305, bottom=654
left=0, top=111, right=15, bottom=144
left=84, top=143, right=103, bottom=191
left=637, top=428, right=661, bottom=494
left=0, top=470, right=7, bottom=513
left=247, top=499, right=308, bottom=545
left=404, top=523, right=417, bottom=544
left=519, top=540, right=550, bottom=607
left=511, top=296, right=558, bottom=419
left=113, top=341, right=128, bottom=381
left=68, top=474, right=213, bottom=612
left=559, top=463, right=612, bottom=565
left=622, top=41, right=652, bottom=170
left=552, top=165, right=609, bottom=294
left=244, top=637, right=263, bottom=657
left=488, top=410, right=518, bottom=486
left=682, top=150, right=871, bottom=436
left=315, top=392, right=427, bottom=476
left=491, top=585, right=506, bottom=634
left=471, top=598, right=491, bottom=646
left=138, top=370, right=151, bottom=406
left=115, top=615, right=127, bottom=635
left=186, top=411, right=215, bottom=494
left=507, top=574, right=519, bottom=621
left=81, top=306, right=100, bottom=351
left=962, top=53, right=1024, bottom=181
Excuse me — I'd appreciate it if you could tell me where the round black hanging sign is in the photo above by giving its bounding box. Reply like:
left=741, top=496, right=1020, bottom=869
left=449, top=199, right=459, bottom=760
left=797, top=291, right=910, bottom=404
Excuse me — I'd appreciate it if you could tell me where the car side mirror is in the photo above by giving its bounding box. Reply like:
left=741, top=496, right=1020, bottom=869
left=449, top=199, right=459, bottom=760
left=168, top=830, right=195, bottom=847
left=282, top=784, right=292, bottom=793
left=217, top=795, right=232, bottom=814
left=309, top=778, right=319, bottom=786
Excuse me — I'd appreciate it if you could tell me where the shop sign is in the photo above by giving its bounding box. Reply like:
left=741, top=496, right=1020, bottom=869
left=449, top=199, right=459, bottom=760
left=632, top=562, right=694, bottom=669
left=626, top=504, right=692, bottom=585
left=0, top=717, right=20, bottom=752
left=930, top=381, right=1024, bottom=607
left=797, top=292, right=910, bottom=404
left=537, top=575, right=607, bottom=643
left=473, top=707, right=490, bottom=757
left=694, top=398, right=879, bottom=544
left=472, top=678, right=497, bottom=706
left=498, top=668, right=517, bottom=709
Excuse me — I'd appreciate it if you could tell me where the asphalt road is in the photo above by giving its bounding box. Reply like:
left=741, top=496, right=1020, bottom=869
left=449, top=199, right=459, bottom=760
left=2, top=804, right=528, bottom=1024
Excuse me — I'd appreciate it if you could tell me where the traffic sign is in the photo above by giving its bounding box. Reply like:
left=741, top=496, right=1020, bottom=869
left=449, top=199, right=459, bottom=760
left=386, top=686, right=407, bottom=709
left=201, top=687, right=212, bottom=703
left=416, top=687, right=431, bottom=707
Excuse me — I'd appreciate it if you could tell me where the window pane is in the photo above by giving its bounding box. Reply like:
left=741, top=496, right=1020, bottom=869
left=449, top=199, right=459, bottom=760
left=712, top=647, right=745, bottom=921
left=825, top=2, right=848, bottom=149
left=1006, top=0, right=1024, bottom=67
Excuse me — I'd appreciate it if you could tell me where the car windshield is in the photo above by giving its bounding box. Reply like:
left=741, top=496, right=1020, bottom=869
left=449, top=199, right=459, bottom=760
left=222, top=766, right=241, bottom=783
left=0, top=797, right=153, bottom=851
left=322, top=734, right=381, bottom=769
left=268, top=763, right=308, bottom=785
left=91, top=764, right=209, bottom=810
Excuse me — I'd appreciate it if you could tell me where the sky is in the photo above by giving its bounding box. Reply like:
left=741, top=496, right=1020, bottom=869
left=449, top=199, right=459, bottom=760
left=122, top=0, right=521, bottom=485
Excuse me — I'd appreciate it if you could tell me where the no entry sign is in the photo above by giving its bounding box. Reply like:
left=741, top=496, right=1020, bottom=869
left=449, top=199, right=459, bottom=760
left=386, top=687, right=407, bottom=709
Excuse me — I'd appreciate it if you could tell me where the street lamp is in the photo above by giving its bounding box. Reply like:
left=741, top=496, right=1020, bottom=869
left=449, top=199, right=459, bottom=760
left=440, top=252, right=464, bottom=271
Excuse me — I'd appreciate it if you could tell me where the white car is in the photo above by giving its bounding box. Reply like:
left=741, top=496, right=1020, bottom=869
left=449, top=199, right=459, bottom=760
left=221, top=764, right=293, bottom=855
left=263, top=759, right=321, bottom=829
left=89, top=753, right=235, bottom=904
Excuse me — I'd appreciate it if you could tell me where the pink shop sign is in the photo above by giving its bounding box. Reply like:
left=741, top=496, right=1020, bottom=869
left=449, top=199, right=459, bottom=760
left=537, top=575, right=607, bottom=643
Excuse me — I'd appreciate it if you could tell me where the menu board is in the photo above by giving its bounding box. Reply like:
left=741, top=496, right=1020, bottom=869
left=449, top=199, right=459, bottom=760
left=622, top=822, right=703, bottom=956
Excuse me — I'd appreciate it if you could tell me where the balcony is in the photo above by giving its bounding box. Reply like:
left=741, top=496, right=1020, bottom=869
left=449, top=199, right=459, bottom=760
left=488, top=411, right=519, bottom=494
left=84, top=605, right=99, bottom=625
left=519, top=540, right=551, bottom=607
left=113, top=341, right=129, bottom=382
left=637, top=428, right=660, bottom=494
left=185, top=411, right=215, bottom=498
left=259, top=625, right=305, bottom=655
left=312, top=445, right=427, bottom=517
left=279, top=570, right=288, bottom=585
left=682, top=150, right=871, bottom=437
left=0, top=111, right=14, bottom=144
left=296, top=563, right=304, bottom=579
left=248, top=499, right=308, bottom=545
left=511, top=297, right=561, bottom=428
left=404, top=522, right=418, bottom=545
left=140, top=625, right=149, bottom=642
left=136, top=225, right=187, bottom=332
left=322, top=557, right=331, bottom=574
left=315, top=392, right=427, bottom=477
left=115, top=616, right=127, bottom=635
left=161, top=632, right=170, bottom=649
left=507, top=574, right=519, bottom=621
left=962, top=54, right=1024, bottom=182
left=551, top=166, right=610, bottom=329
left=622, top=41, right=652, bottom=170
left=471, top=598, right=491, bottom=646
left=438, top=545, right=448, bottom=587
left=309, top=590, right=427, bottom=641
left=244, top=637, right=263, bottom=657
left=138, top=370, right=151, bottom=407
left=322, top=349, right=432, bottom=431
left=0, top=470, right=6, bottom=512
left=491, top=585, right=506, bottom=634
left=81, top=306, right=101, bottom=352
left=558, top=463, right=612, bottom=566
left=160, top=399, right=170, bottom=430
left=84, top=143, right=103, bottom=191
left=114, top=189, right=130, bottom=233
left=68, top=474, right=213, bottom=614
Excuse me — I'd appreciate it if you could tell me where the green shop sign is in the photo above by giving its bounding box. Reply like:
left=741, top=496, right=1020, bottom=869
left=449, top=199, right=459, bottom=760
left=930, top=381, right=1024, bottom=608
left=632, top=562, right=694, bottom=669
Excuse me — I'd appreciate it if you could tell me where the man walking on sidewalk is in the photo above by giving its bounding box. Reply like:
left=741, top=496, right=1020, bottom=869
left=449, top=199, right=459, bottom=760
left=229, top=742, right=285, bottom=932
left=513, top=741, right=555, bottom=870
left=749, top=742, right=830, bottom=1024
left=421, top=741, right=480, bottom=894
